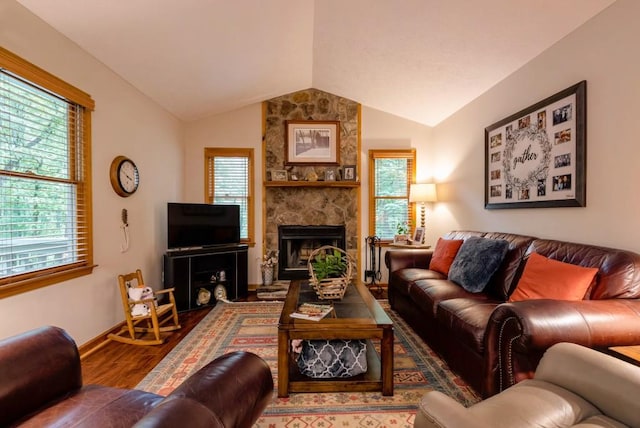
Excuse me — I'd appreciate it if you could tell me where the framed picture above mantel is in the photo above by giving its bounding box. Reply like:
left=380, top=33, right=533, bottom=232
left=485, top=80, right=586, bottom=209
left=285, top=120, right=340, bottom=165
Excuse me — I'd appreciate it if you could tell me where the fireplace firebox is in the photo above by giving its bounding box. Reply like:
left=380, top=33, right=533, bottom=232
left=278, top=225, right=346, bottom=280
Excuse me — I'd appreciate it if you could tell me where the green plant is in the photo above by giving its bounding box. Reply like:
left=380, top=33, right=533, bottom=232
left=312, top=248, right=347, bottom=281
left=396, top=221, right=410, bottom=235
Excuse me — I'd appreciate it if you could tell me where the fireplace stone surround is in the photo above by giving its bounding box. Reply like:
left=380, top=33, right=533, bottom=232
left=263, top=88, right=361, bottom=280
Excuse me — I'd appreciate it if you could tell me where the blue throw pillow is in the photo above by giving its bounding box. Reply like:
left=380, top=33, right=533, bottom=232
left=448, top=237, right=509, bottom=293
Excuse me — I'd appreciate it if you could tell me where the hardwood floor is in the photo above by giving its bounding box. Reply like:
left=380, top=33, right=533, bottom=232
left=80, top=287, right=387, bottom=389
left=81, top=307, right=211, bottom=388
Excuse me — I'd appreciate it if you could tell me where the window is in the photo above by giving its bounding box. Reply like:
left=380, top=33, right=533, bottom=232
left=368, top=149, right=416, bottom=241
left=205, top=148, right=254, bottom=244
left=0, top=47, right=95, bottom=298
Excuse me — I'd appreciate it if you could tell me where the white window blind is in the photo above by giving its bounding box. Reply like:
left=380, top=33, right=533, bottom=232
left=369, top=150, right=415, bottom=240
left=0, top=69, right=90, bottom=285
left=206, top=152, right=251, bottom=240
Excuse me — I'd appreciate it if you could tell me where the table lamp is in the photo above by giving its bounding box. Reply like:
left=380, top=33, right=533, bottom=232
left=409, top=183, right=437, bottom=242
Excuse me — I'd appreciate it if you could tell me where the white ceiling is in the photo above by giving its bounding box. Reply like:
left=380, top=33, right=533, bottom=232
left=17, top=0, right=615, bottom=126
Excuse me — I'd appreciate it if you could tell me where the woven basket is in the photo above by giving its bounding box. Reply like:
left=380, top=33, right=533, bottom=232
left=307, top=245, right=355, bottom=300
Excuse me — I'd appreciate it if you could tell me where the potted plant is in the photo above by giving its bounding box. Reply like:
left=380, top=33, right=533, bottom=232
left=308, top=245, right=354, bottom=300
left=394, top=222, right=410, bottom=244
left=311, top=247, right=347, bottom=282
left=259, top=250, right=278, bottom=286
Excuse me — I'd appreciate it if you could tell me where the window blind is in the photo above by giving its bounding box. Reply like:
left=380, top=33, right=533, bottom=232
left=205, top=148, right=252, bottom=240
left=369, top=150, right=415, bottom=240
left=0, top=69, right=90, bottom=285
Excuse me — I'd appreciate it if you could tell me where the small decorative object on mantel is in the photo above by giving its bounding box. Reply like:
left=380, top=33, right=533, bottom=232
left=272, top=169, right=288, bottom=181
left=308, top=245, right=354, bottom=300
left=342, top=165, right=356, bottom=181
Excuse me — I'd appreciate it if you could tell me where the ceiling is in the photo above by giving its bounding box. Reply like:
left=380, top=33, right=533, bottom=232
left=16, top=0, right=615, bottom=126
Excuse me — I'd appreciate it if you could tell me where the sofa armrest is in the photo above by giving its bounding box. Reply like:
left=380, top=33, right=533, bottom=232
left=483, top=299, right=640, bottom=397
left=384, top=248, right=433, bottom=272
left=0, top=326, right=83, bottom=426
left=414, top=390, right=492, bottom=428
left=166, top=351, right=273, bottom=428
left=133, top=397, right=224, bottom=428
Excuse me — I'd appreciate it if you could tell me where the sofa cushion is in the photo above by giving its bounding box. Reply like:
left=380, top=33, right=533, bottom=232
left=436, top=298, right=501, bottom=354
left=509, top=252, right=598, bottom=302
left=409, top=279, right=484, bottom=317
left=390, top=268, right=446, bottom=297
left=448, top=237, right=509, bottom=293
left=429, top=238, right=464, bottom=275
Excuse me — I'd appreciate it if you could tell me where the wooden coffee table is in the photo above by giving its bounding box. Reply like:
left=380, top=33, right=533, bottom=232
left=277, top=280, right=394, bottom=397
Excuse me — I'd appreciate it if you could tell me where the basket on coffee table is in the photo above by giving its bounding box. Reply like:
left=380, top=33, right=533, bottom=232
left=308, top=245, right=354, bottom=300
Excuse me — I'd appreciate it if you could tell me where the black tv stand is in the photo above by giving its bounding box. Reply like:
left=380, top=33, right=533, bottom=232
left=163, top=243, right=248, bottom=312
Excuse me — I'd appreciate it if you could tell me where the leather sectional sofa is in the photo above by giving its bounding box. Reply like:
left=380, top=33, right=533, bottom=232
left=385, top=230, right=640, bottom=398
left=0, top=326, right=273, bottom=427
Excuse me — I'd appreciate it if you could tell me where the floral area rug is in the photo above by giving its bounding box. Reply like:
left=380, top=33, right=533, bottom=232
left=136, top=301, right=479, bottom=427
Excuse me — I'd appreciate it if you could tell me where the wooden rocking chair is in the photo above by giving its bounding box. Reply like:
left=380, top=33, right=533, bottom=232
left=108, top=269, right=181, bottom=346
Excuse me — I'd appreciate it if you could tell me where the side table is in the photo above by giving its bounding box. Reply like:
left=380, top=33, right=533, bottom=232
left=388, top=243, right=431, bottom=249
left=608, top=345, right=640, bottom=367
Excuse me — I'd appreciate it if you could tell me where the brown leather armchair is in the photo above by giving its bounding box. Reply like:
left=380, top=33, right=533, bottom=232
left=0, top=326, right=273, bottom=427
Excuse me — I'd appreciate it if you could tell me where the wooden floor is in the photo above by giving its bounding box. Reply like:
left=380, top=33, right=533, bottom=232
left=81, top=287, right=387, bottom=389
left=81, top=307, right=212, bottom=388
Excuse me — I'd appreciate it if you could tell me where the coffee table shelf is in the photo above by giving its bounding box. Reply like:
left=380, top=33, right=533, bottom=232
left=277, top=280, right=393, bottom=397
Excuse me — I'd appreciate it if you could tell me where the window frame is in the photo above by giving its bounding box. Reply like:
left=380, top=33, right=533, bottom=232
left=0, top=47, right=95, bottom=298
left=204, top=147, right=255, bottom=246
left=368, top=149, right=416, bottom=243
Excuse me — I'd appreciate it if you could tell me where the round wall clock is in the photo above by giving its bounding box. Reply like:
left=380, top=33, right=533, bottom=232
left=110, top=155, right=140, bottom=197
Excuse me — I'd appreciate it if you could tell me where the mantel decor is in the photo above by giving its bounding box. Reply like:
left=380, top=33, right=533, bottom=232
left=485, top=80, right=586, bottom=209
left=286, top=120, right=340, bottom=165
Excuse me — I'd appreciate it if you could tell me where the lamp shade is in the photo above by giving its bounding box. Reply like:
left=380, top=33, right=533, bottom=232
left=409, top=183, right=437, bottom=203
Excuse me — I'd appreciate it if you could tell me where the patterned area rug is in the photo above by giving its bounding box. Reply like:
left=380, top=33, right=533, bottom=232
left=136, top=301, right=479, bottom=427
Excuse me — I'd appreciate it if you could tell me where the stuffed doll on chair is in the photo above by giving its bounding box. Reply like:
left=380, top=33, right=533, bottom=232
left=127, top=286, right=150, bottom=316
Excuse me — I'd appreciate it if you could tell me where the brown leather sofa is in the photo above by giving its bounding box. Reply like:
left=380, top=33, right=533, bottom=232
left=0, top=326, right=273, bottom=427
left=385, top=230, right=640, bottom=398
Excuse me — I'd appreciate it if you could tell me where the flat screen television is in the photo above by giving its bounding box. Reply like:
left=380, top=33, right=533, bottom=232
left=167, top=203, right=240, bottom=250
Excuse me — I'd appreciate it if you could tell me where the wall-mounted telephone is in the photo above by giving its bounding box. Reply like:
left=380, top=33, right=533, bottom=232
left=120, top=208, right=130, bottom=252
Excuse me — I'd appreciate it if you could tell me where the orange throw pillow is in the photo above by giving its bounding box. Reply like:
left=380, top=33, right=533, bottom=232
left=429, top=238, right=464, bottom=275
left=509, top=252, right=598, bottom=302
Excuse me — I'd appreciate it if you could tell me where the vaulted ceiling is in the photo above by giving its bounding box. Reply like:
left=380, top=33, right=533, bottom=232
left=17, top=0, right=615, bottom=126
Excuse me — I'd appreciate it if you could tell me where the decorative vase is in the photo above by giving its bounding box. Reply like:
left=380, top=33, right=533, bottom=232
left=262, top=266, right=274, bottom=286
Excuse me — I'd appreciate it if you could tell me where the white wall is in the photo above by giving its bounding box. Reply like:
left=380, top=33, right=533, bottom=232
left=430, top=0, right=640, bottom=253
left=183, top=104, right=264, bottom=284
left=361, top=107, right=433, bottom=282
left=0, top=1, right=183, bottom=344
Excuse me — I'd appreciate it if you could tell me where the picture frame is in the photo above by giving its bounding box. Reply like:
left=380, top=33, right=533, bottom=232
left=412, top=227, right=425, bottom=244
left=272, top=169, right=288, bottom=181
left=324, top=167, right=337, bottom=181
left=342, top=165, right=356, bottom=181
left=485, top=81, right=586, bottom=209
left=285, top=120, right=340, bottom=165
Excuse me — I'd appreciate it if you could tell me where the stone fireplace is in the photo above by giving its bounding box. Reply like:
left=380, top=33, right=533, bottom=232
left=263, top=88, right=361, bottom=277
left=278, top=225, right=346, bottom=279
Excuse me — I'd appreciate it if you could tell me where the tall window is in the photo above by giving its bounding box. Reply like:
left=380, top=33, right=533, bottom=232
left=0, top=47, right=95, bottom=298
left=369, top=149, right=416, bottom=241
left=205, top=148, right=254, bottom=244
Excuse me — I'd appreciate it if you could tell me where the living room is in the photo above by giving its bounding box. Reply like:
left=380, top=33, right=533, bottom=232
left=0, top=0, right=637, bottom=369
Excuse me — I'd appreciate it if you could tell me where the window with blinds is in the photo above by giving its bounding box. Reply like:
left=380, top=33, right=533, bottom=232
left=0, top=47, right=94, bottom=297
left=205, top=148, right=254, bottom=243
left=368, top=149, right=416, bottom=240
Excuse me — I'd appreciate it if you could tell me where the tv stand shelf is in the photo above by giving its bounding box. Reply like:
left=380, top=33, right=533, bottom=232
left=163, top=244, right=248, bottom=312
